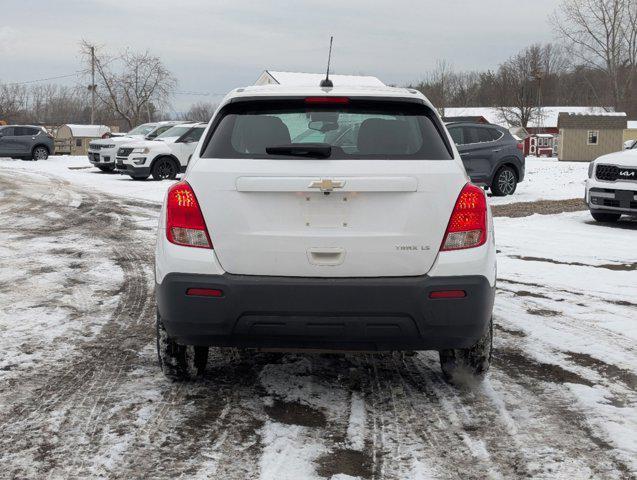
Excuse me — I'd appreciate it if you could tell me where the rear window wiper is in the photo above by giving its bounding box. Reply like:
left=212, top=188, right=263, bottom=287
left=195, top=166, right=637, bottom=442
left=265, top=143, right=331, bottom=158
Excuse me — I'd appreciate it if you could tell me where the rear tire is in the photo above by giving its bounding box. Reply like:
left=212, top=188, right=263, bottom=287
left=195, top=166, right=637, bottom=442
left=591, top=211, right=621, bottom=223
left=31, top=146, right=49, bottom=161
left=157, top=312, right=208, bottom=381
left=439, top=317, right=492, bottom=383
left=491, top=166, right=518, bottom=196
left=98, top=165, right=115, bottom=172
left=151, top=157, right=178, bottom=181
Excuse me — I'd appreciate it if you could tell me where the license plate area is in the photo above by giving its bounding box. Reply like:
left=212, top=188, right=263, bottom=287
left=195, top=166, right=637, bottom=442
left=302, top=193, right=351, bottom=228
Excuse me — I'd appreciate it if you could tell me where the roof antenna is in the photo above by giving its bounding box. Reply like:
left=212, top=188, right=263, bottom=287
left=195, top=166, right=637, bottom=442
left=320, top=36, right=334, bottom=88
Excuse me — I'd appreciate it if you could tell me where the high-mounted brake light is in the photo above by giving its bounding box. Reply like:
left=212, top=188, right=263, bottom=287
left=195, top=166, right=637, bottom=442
left=166, top=181, right=212, bottom=249
left=440, top=183, right=487, bottom=251
left=305, top=97, right=350, bottom=104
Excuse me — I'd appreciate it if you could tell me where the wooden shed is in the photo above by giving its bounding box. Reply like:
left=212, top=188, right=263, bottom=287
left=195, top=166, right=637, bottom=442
left=55, top=124, right=111, bottom=155
left=557, top=113, right=627, bottom=162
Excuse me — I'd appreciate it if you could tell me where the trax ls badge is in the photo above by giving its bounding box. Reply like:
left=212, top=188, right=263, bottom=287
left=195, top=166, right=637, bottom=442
left=309, top=179, right=345, bottom=193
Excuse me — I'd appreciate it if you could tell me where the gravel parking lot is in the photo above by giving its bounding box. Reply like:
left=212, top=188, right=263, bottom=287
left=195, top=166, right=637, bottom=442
left=0, top=158, right=635, bottom=479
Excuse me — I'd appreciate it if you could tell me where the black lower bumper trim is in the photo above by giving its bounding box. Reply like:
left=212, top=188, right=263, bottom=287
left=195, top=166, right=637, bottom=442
left=156, top=273, right=495, bottom=351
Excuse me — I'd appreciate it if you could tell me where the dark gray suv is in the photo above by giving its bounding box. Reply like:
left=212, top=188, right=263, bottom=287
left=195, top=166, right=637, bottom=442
left=0, top=125, right=54, bottom=160
left=447, top=123, right=525, bottom=196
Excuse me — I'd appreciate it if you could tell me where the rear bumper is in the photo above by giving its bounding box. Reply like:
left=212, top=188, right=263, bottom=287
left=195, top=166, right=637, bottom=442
left=156, top=273, right=495, bottom=351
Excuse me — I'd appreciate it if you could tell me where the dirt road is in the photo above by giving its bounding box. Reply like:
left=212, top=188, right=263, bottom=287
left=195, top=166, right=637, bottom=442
left=0, top=171, right=634, bottom=480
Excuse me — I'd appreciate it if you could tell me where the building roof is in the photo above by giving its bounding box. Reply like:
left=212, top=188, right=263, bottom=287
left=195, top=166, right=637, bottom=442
left=443, top=106, right=619, bottom=129
left=255, top=70, right=385, bottom=87
left=627, top=121, right=637, bottom=130
left=63, top=124, right=111, bottom=137
left=557, top=113, right=628, bottom=129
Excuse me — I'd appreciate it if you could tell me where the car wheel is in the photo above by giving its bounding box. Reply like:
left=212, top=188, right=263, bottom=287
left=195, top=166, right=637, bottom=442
left=156, top=311, right=208, bottom=381
left=152, top=157, right=178, bottom=181
left=98, top=165, right=115, bottom=172
left=491, top=166, right=518, bottom=196
left=591, top=211, right=621, bottom=222
left=439, top=317, right=492, bottom=383
left=32, top=146, right=49, bottom=161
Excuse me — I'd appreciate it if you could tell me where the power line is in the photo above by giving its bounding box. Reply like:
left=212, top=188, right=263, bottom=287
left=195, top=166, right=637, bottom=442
left=4, top=73, right=228, bottom=99
left=4, top=72, right=83, bottom=86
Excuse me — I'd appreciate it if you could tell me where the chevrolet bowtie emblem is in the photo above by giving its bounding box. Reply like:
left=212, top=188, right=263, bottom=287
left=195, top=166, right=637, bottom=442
left=308, top=179, right=345, bottom=192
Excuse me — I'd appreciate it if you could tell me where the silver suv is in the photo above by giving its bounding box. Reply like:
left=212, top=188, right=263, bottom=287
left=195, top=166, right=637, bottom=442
left=0, top=125, right=54, bottom=160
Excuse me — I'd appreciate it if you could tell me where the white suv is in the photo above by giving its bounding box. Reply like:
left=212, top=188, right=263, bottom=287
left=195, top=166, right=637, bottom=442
left=88, top=121, right=183, bottom=172
left=115, top=123, right=207, bottom=180
left=585, top=142, right=637, bottom=222
left=154, top=85, right=496, bottom=381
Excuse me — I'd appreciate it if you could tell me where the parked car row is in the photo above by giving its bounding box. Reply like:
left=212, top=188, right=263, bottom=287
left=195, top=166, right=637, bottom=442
left=88, top=121, right=207, bottom=180
left=0, top=125, right=54, bottom=160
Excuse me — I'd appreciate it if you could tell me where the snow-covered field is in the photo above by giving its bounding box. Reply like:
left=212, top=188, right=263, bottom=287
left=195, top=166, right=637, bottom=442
left=0, top=155, right=635, bottom=479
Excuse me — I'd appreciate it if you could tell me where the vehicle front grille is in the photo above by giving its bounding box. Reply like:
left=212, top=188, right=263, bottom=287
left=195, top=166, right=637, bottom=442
left=117, top=147, right=133, bottom=157
left=595, top=164, right=619, bottom=181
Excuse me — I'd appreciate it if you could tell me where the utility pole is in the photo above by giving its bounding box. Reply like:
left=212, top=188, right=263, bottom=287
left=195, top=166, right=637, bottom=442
left=90, top=46, right=96, bottom=124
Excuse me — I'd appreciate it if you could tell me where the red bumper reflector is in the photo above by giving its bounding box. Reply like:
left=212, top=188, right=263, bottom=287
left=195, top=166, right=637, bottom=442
left=429, top=290, right=467, bottom=299
left=186, top=288, right=223, bottom=297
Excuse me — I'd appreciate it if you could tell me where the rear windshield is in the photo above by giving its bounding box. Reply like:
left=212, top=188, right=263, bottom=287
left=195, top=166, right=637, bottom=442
left=200, top=99, right=452, bottom=160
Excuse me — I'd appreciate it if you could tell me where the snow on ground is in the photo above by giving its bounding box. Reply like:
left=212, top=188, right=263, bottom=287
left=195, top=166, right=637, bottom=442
left=0, top=155, right=636, bottom=478
left=488, top=156, right=589, bottom=206
left=0, top=155, right=175, bottom=203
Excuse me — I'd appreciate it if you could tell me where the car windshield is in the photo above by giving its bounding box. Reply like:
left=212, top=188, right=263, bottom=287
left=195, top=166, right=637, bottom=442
left=128, top=124, right=156, bottom=136
left=156, top=126, right=192, bottom=139
left=201, top=99, right=452, bottom=160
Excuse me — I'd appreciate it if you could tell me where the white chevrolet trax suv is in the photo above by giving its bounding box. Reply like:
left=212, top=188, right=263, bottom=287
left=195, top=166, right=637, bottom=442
left=155, top=85, right=497, bottom=382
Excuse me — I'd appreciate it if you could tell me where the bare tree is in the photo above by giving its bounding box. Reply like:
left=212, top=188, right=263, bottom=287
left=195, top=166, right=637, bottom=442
left=494, top=44, right=567, bottom=127
left=182, top=101, right=217, bottom=122
left=80, top=41, right=177, bottom=129
left=0, top=83, right=28, bottom=123
left=413, top=60, right=455, bottom=116
left=495, top=45, right=543, bottom=127
left=554, top=0, right=637, bottom=109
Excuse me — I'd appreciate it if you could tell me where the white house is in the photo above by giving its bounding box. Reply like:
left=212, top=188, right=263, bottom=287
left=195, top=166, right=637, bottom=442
left=254, top=70, right=385, bottom=87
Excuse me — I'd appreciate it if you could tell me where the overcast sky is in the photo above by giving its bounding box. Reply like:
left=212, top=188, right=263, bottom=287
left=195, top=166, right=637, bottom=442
left=1, top=0, right=559, bottom=111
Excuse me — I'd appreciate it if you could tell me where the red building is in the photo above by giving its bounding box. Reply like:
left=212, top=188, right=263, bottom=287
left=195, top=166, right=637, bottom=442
left=524, top=134, right=556, bottom=157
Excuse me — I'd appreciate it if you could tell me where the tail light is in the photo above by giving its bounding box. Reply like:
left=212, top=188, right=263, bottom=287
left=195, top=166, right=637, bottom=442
left=166, top=181, right=212, bottom=249
left=440, top=183, right=487, bottom=251
left=517, top=143, right=524, bottom=151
